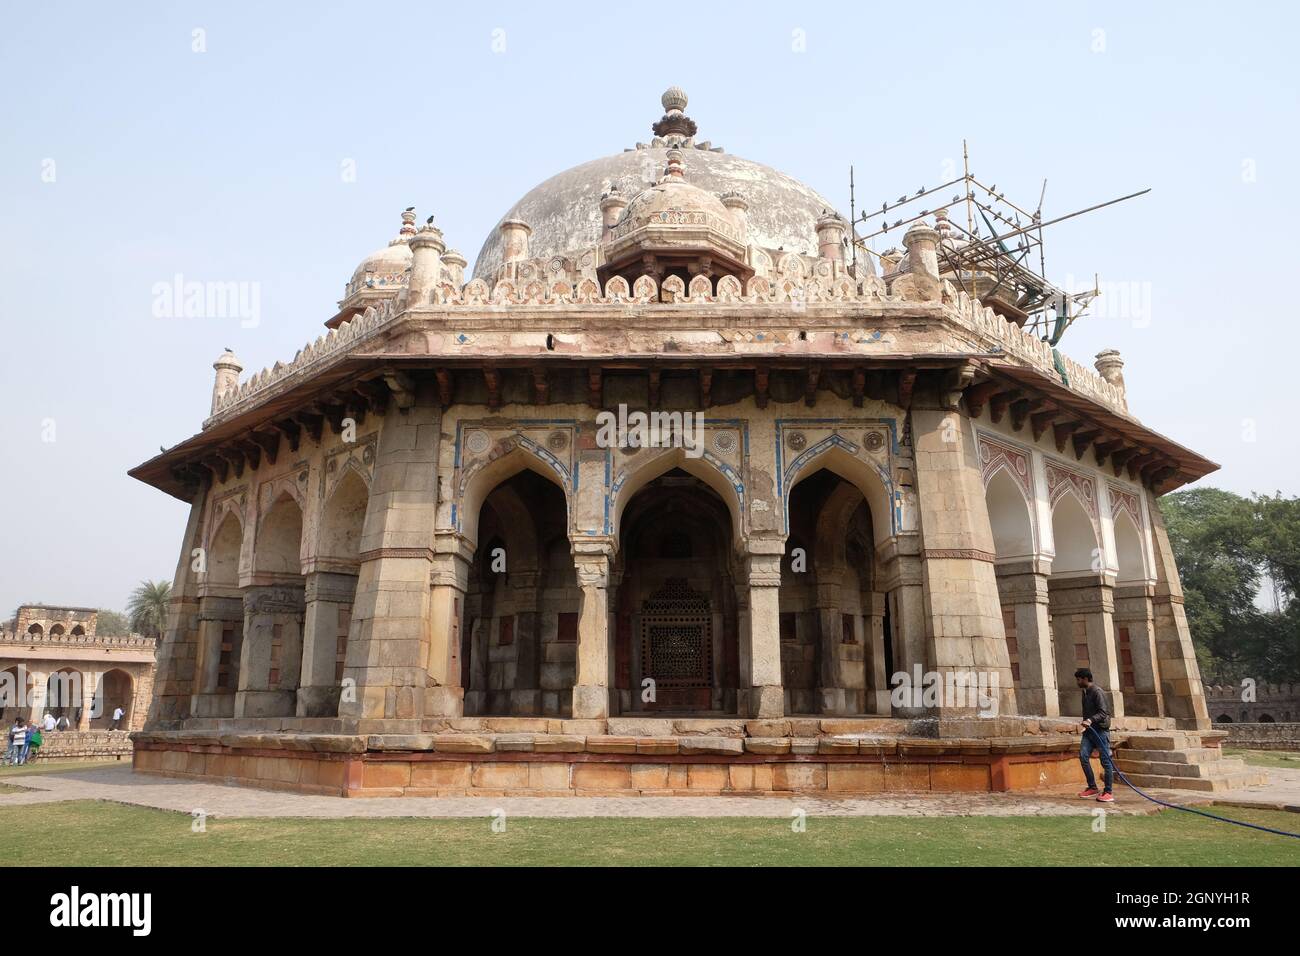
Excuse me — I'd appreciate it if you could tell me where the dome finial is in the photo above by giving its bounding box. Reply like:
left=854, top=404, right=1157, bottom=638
left=662, top=86, right=688, bottom=113
left=653, top=86, right=697, bottom=140
left=394, top=207, right=418, bottom=244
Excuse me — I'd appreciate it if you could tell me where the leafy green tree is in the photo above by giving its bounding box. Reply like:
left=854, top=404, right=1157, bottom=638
left=95, top=609, right=130, bottom=636
left=126, top=580, right=171, bottom=638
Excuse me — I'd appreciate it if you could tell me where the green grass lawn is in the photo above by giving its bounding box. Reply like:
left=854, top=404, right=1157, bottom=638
left=0, top=758, right=127, bottom=778
left=0, top=800, right=1296, bottom=866
left=1225, top=748, right=1300, bottom=770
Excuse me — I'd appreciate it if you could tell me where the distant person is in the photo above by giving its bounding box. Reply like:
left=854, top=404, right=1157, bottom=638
left=6, top=718, right=28, bottom=765
left=110, top=706, right=125, bottom=731
left=55, top=714, right=70, bottom=731
left=26, top=724, right=42, bottom=760
left=42, top=712, right=56, bottom=733
left=1075, top=667, right=1116, bottom=803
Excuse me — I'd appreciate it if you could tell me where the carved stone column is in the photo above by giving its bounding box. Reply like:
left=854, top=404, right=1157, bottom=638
left=1048, top=574, right=1124, bottom=718
left=297, top=571, right=359, bottom=717
left=1148, top=502, right=1211, bottom=729
left=911, top=395, right=1017, bottom=716
left=863, top=590, right=891, bottom=714
left=994, top=558, right=1059, bottom=716
left=192, top=593, right=243, bottom=718
left=1113, top=583, right=1161, bottom=716
left=741, top=537, right=785, bottom=718
left=235, top=584, right=305, bottom=718
left=426, top=542, right=471, bottom=718
left=148, top=483, right=209, bottom=726
left=876, top=537, right=926, bottom=716
left=571, top=542, right=613, bottom=719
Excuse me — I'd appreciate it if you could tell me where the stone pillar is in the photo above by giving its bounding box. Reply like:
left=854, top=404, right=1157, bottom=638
left=1048, top=574, right=1124, bottom=718
left=297, top=571, right=359, bottom=717
left=1114, top=583, right=1161, bottom=716
left=336, top=391, right=443, bottom=728
left=79, top=672, right=96, bottom=730
left=147, top=480, right=209, bottom=727
left=426, top=541, right=471, bottom=717
left=25, top=667, right=47, bottom=724
left=816, top=211, right=846, bottom=263
left=862, top=592, right=891, bottom=714
left=600, top=188, right=628, bottom=242
left=721, top=192, right=749, bottom=243
left=994, top=559, right=1060, bottom=716
left=500, top=219, right=532, bottom=264
left=192, top=594, right=243, bottom=718
left=1148, top=501, right=1211, bottom=729
left=903, top=223, right=940, bottom=279
left=740, top=537, right=785, bottom=718
left=235, top=584, right=304, bottom=718
left=571, top=543, right=612, bottom=719
left=911, top=398, right=1017, bottom=716
left=877, top=537, right=927, bottom=716
left=210, top=349, right=242, bottom=415
left=407, top=222, right=445, bottom=306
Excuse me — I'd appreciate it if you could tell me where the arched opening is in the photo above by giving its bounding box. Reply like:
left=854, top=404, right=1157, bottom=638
left=194, top=509, right=246, bottom=717
left=299, top=470, right=369, bottom=717
left=26, top=623, right=42, bottom=637
left=985, top=468, right=1038, bottom=710
left=614, top=469, right=739, bottom=714
left=70, top=624, right=85, bottom=637
left=1051, top=493, right=1099, bottom=574
left=238, top=491, right=305, bottom=718
left=1113, top=512, right=1146, bottom=585
left=49, top=624, right=65, bottom=637
left=464, top=469, right=572, bottom=717
left=45, top=668, right=84, bottom=727
left=0, top=666, right=33, bottom=725
left=1216, top=714, right=1233, bottom=723
left=779, top=468, right=882, bottom=715
left=92, top=669, right=133, bottom=729
left=1259, top=713, right=1275, bottom=723
left=1048, top=489, right=1109, bottom=717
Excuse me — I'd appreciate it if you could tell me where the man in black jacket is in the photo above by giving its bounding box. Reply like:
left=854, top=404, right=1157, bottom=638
left=1075, top=668, right=1116, bottom=802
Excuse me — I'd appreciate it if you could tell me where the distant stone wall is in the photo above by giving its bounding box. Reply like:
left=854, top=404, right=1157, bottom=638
left=1214, top=722, right=1300, bottom=751
left=1205, top=682, right=1300, bottom=724
left=25, top=730, right=133, bottom=763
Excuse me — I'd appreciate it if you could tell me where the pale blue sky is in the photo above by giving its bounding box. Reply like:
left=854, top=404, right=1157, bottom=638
left=1, top=1, right=1296, bottom=615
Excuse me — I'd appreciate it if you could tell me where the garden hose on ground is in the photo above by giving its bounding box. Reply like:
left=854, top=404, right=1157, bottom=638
left=1084, top=724, right=1300, bottom=839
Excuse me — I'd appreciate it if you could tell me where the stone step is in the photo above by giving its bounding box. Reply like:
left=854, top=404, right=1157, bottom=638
left=1119, top=770, right=1267, bottom=793
left=1122, top=733, right=1202, bottom=750
left=1115, top=757, right=1247, bottom=779
left=1115, top=746, right=1220, bottom=765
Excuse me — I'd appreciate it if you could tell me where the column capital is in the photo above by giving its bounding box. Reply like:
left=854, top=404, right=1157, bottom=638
left=430, top=550, right=472, bottom=590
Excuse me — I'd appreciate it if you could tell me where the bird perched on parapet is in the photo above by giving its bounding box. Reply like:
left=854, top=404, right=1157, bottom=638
left=426, top=215, right=435, bottom=225
left=405, top=206, right=415, bottom=212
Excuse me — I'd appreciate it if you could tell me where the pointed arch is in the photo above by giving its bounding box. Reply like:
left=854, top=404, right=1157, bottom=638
left=783, top=440, right=893, bottom=546
left=207, top=509, right=243, bottom=587
left=458, top=442, right=570, bottom=550
left=255, top=490, right=304, bottom=576
left=1051, top=492, right=1100, bottom=574
left=1113, top=509, right=1148, bottom=584
left=610, top=445, right=744, bottom=548
left=317, top=468, right=369, bottom=569
left=985, top=466, right=1036, bottom=560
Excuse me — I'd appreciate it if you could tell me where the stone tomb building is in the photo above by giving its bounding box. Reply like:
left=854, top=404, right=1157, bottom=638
left=1, top=605, right=155, bottom=733
left=129, top=90, right=1240, bottom=796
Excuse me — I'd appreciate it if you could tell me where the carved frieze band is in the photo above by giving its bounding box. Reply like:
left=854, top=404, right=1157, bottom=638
left=922, top=549, right=997, bottom=563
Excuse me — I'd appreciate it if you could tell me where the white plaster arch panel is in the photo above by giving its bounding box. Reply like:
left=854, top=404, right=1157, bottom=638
left=975, top=430, right=1039, bottom=559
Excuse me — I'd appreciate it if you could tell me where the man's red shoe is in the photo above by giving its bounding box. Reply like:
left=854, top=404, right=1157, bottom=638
left=1078, top=787, right=1100, bottom=797
left=1096, top=792, right=1115, bottom=803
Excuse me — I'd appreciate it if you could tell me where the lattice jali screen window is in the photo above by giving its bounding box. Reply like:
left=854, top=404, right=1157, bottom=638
left=639, top=578, right=712, bottom=693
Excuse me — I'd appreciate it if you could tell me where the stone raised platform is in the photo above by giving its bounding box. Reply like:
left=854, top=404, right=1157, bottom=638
left=132, top=715, right=1185, bottom=797
left=28, top=730, right=133, bottom=763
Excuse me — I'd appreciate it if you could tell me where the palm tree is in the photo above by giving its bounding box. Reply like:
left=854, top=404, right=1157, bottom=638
left=127, top=580, right=171, bottom=638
